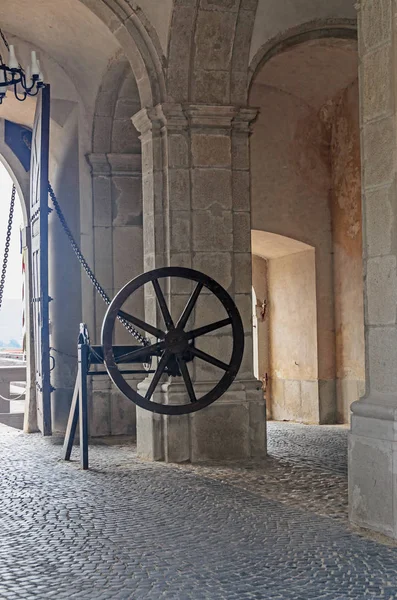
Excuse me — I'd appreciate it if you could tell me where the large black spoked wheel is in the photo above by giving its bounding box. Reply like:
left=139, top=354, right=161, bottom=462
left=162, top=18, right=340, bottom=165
left=101, top=267, right=244, bottom=415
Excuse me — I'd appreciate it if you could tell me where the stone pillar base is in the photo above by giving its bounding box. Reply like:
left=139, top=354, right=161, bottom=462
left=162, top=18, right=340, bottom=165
left=349, top=394, right=397, bottom=540
left=136, top=378, right=266, bottom=463
left=89, top=374, right=142, bottom=437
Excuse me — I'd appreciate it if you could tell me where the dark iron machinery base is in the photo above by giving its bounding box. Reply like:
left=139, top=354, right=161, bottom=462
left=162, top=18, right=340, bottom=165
left=62, top=325, right=163, bottom=470
left=63, top=267, right=245, bottom=469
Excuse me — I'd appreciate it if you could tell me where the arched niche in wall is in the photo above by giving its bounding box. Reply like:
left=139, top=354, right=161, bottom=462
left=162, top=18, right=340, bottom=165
left=86, top=55, right=144, bottom=438
left=252, top=231, right=318, bottom=423
left=249, top=29, right=364, bottom=425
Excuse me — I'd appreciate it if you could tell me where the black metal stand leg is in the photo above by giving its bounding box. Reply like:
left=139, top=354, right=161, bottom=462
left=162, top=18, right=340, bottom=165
left=79, top=343, right=89, bottom=470
left=62, top=377, right=79, bottom=461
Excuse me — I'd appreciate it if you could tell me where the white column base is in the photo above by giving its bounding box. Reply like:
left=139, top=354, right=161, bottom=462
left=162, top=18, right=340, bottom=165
left=349, top=393, right=397, bottom=540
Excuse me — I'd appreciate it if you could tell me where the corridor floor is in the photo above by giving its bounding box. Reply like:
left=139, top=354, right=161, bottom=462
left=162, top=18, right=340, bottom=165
left=1, top=422, right=396, bottom=600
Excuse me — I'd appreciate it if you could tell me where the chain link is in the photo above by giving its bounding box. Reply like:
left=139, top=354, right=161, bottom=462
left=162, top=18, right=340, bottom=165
left=47, top=183, right=150, bottom=347
left=0, top=185, right=16, bottom=312
left=0, top=28, right=10, bottom=51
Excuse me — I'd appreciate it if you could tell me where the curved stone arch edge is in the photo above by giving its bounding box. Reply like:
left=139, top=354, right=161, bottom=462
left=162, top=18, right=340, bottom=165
left=78, top=0, right=167, bottom=107
left=248, top=18, right=358, bottom=94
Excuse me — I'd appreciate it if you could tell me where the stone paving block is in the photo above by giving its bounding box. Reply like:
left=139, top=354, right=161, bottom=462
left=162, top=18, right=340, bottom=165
left=0, top=422, right=396, bottom=599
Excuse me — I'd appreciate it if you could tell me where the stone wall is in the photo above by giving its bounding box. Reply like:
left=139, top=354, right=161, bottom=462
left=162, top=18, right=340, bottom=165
left=250, top=39, right=363, bottom=425
left=252, top=254, right=269, bottom=411
left=250, top=77, right=335, bottom=423
left=348, top=0, right=397, bottom=540
left=267, top=249, right=319, bottom=423
left=132, top=103, right=266, bottom=463
left=87, top=62, right=144, bottom=438
left=329, top=80, right=365, bottom=423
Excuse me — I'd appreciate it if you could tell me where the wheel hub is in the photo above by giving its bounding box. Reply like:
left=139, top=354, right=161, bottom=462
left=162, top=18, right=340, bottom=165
left=165, top=329, right=189, bottom=354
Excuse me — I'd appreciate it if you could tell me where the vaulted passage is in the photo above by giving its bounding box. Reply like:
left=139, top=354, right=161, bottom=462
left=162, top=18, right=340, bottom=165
left=250, top=37, right=365, bottom=425
left=0, top=0, right=396, bottom=550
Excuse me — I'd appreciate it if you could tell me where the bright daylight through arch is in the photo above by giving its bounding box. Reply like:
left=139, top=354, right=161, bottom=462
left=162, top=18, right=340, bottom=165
left=0, top=160, right=23, bottom=350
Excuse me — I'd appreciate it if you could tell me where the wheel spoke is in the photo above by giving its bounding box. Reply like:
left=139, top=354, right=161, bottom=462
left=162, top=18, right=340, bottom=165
left=177, top=357, right=197, bottom=403
left=186, top=318, right=232, bottom=340
left=145, top=350, right=171, bottom=400
left=118, top=309, right=165, bottom=339
left=189, top=347, right=229, bottom=371
left=152, top=279, right=174, bottom=330
left=116, top=341, right=164, bottom=363
left=176, top=282, right=203, bottom=330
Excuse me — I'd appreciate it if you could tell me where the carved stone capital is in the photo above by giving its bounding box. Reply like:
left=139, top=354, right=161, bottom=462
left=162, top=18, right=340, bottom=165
left=107, top=153, right=142, bottom=175
left=131, top=107, right=162, bottom=137
left=156, top=103, right=188, bottom=131
left=132, top=104, right=259, bottom=137
left=133, top=104, right=188, bottom=136
left=232, top=107, right=259, bottom=133
left=86, top=153, right=111, bottom=176
left=87, top=153, right=142, bottom=176
left=185, top=104, right=238, bottom=129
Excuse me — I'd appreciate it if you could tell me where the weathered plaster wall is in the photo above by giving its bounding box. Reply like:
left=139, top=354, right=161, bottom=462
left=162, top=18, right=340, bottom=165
left=250, top=78, right=336, bottom=423
left=252, top=255, right=269, bottom=412
left=328, top=80, right=365, bottom=423
left=250, top=39, right=362, bottom=424
left=268, top=250, right=319, bottom=423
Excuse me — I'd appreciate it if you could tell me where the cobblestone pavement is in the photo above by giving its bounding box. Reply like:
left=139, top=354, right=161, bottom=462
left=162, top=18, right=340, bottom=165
left=176, top=422, right=349, bottom=524
left=1, top=422, right=397, bottom=599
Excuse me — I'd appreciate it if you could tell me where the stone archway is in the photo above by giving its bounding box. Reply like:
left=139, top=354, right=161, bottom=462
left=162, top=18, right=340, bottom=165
left=0, top=120, right=36, bottom=432
left=250, top=33, right=364, bottom=425
left=249, top=19, right=358, bottom=90
left=0, top=0, right=168, bottom=435
left=166, top=1, right=258, bottom=104
left=252, top=231, right=319, bottom=423
left=85, top=55, right=144, bottom=437
left=77, top=0, right=166, bottom=107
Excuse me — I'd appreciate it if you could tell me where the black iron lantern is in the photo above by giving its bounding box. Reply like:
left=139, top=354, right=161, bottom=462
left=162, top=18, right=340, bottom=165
left=0, top=30, right=44, bottom=104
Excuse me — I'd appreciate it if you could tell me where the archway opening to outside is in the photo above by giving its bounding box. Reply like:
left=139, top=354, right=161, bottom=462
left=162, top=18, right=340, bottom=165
left=0, top=159, right=26, bottom=429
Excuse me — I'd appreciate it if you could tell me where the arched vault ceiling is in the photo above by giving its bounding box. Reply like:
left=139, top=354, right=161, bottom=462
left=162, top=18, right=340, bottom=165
left=0, top=0, right=120, bottom=107
left=250, top=0, right=357, bottom=64
left=253, top=39, right=358, bottom=109
left=252, top=230, right=313, bottom=259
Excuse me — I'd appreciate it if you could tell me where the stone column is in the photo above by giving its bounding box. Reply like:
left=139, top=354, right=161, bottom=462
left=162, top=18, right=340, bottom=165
left=132, top=103, right=266, bottom=463
left=48, top=130, right=82, bottom=434
left=349, top=0, right=397, bottom=539
left=86, top=152, right=144, bottom=437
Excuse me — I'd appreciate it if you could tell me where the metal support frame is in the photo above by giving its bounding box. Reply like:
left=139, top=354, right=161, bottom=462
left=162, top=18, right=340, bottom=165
left=62, top=339, right=89, bottom=469
left=62, top=266, right=245, bottom=468
left=62, top=324, right=155, bottom=469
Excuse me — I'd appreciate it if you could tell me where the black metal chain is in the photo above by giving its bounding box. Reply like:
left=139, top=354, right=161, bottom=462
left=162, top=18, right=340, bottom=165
left=0, top=185, right=16, bottom=312
left=0, top=28, right=148, bottom=349
left=0, top=28, right=23, bottom=70
left=0, top=27, right=9, bottom=65
left=47, top=183, right=150, bottom=347
left=0, top=28, right=9, bottom=51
